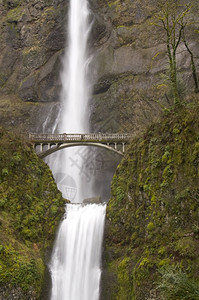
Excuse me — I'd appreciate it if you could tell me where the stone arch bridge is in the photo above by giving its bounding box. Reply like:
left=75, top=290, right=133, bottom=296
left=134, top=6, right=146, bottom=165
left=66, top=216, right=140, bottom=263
left=28, top=133, right=133, bottom=158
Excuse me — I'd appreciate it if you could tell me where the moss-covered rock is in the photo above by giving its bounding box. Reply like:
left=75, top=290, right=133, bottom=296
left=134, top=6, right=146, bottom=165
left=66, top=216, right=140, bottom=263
left=0, top=128, right=65, bottom=299
left=102, top=100, right=199, bottom=300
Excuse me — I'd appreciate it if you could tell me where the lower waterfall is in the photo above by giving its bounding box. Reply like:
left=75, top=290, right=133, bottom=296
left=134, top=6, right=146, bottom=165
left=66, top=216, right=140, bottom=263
left=49, top=204, right=106, bottom=300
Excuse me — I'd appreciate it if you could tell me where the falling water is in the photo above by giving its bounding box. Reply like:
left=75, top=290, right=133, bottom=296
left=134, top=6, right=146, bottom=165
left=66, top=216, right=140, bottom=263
left=47, top=0, right=93, bottom=203
left=48, top=0, right=106, bottom=299
left=50, top=204, right=106, bottom=300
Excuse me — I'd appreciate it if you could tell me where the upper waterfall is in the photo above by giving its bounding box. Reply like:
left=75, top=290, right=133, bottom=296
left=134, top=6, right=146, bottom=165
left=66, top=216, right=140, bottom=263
left=59, top=0, right=92, bottom=133
left=46, top=0, right=93, bottom=203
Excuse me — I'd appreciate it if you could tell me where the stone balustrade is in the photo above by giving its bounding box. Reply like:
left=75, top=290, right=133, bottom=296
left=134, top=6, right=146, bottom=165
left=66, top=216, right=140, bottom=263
left=28, top=133, right=132, bottom=142
left=28, top=132, right=133, bottom=158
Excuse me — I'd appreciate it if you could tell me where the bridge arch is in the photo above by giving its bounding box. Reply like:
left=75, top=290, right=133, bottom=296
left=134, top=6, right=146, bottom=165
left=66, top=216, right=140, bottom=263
left=37, top=142, right=124, bottom=158
left=29, top=132, right=132, bottom=158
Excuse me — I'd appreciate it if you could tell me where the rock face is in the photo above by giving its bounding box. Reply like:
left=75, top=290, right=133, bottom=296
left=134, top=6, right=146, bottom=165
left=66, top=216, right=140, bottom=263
left=0, top=0, right=67, bottom=103
left=102, top=99, right=199, bottom=300
left=83, top=196, right=102, bottom=204
left=0, top=0, right=198, bottom=134
left=0, top=1, right=199, bottom=297
left=89, top=0, right=199, bottom=133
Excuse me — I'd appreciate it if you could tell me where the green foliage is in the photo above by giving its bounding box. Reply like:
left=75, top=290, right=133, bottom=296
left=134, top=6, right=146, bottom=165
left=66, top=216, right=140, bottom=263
left=117, top=257, right=132, bottom=300
left=147, top=222, right=155, bottom=232
left=174, top=238, right=196, bottom=258
left=105, top=102, right=199, bottom=299
left=115, top=186, right=125, bottom=203
left=0, top=128, right=65, bottom=297
left=1, top=168, right=9, bottom=176
left=0, top=242, right=44, bottom=293
left=157, top=266, right=199, bottom=300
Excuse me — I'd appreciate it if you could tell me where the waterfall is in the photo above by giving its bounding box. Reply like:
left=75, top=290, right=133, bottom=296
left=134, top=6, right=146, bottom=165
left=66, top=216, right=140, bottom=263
left=50, top=204, right=106, bottom=300
left=46, top=0, right=93, bottom=203
left=48, top=0, right=106, bottom=299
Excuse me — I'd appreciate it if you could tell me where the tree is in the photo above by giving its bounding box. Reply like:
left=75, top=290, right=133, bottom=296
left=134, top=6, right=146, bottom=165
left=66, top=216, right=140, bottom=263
left=181, top=26, right=199, bottom=93
left=153, top=0, right=191, bottom=106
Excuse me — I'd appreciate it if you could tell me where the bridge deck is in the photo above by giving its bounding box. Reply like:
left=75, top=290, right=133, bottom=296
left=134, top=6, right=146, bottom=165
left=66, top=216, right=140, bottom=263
left=29, top=133, right=133, bottom=143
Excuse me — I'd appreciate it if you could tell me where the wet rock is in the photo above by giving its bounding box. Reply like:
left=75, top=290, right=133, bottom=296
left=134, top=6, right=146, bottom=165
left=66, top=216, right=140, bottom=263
left=83, top=196, right=102, bottom=204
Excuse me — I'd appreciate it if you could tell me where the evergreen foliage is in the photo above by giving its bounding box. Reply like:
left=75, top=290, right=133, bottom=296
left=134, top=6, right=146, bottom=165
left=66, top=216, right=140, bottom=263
left=157, top=265, right=199, bottom=300
left=0, top=128, right=65, bottom=299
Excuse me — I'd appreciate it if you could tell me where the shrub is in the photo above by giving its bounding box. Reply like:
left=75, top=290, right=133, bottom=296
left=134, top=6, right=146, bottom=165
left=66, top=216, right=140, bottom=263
left=157, top=265, right=199, bottom=300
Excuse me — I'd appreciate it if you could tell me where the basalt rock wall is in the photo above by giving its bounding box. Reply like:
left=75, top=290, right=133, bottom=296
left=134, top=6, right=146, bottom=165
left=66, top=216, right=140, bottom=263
left=0, top=0, right=66, bottom=102
left=0, top=0, right=198, bottom=134
left=0, top=0, right=67, bottom=132
left=90, top=0, right=199, bottom=133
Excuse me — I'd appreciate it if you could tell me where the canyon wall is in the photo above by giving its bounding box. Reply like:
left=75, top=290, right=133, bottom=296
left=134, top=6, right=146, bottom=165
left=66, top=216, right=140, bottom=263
left=0, top=0, right=198, bottom=133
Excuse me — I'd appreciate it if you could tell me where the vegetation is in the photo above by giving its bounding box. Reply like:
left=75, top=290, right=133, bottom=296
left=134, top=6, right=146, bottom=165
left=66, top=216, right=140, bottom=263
left=0, top=128, right=65, bottom=299
left=182, top=27, right=199, bottom=93
left=103, top=98, right=199, bottom=300
left=157, top=265, right=199, bottom=300
left=152, top=0, right=198, bottom=106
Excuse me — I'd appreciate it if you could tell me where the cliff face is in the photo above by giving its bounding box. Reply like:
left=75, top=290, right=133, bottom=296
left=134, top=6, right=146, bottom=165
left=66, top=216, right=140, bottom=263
left=0, top=0, right=66, bottom=102
left=102, top=98, right=199, bottom=300
left=0, top=0, right=68, bottom=132
left=0, top=0, right=198, bottom=134
left=0, top=128, right=65, bottom=299
left=90, top=0, right=199, bottom=133
left=0, top=1, right=198, bottom=299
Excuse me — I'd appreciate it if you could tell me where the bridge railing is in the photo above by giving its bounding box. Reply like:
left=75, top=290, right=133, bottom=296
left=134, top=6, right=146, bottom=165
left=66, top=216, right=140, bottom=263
left=29, top=133, right=133, bottom=142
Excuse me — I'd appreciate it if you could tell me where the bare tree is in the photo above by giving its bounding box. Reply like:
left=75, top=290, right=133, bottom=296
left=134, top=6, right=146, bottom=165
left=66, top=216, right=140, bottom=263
left=153, top=0, right=191, bottom=106
left=181, top=27, right=199, bottom=93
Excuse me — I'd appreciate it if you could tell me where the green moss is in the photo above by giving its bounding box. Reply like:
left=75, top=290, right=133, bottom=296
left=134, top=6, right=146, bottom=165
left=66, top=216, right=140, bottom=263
left=147, top=222, right=155, bottom=232
left=108, top=0, right=119, bottom=8
left=6, top=6, right=24, bottom=23
left=104, top=102, right=199, bottom=299
left=174, top=238, right=197, bottom=258
left=0, top=128, right=65, bottom=298
left=158, top=258, right=171, bottom=268
left=0, top=240, right=44, bottom=294
left=22, top=46, right=40, bottom=56
left=116, top=257, right=133, bottom=299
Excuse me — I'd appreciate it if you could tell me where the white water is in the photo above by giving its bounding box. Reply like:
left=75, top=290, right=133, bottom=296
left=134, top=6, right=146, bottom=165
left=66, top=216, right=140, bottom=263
left=47, top=0, right=93, bottom=203
left=50, top=204, right=106, bottom=300
left=48, top=0, right=106, bottom=299
left=59, top=0, right=91, bottom=133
